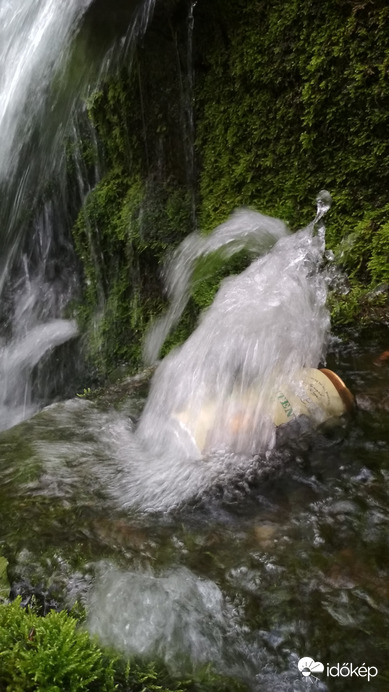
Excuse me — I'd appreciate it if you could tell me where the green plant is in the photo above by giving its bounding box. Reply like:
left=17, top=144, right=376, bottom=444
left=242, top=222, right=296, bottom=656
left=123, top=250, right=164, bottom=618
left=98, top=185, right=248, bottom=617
left=76, top=387, right=92, bottom=399
left=0, top=599, right=248, bottom=691
left=0, top=597, right=113, bottom=691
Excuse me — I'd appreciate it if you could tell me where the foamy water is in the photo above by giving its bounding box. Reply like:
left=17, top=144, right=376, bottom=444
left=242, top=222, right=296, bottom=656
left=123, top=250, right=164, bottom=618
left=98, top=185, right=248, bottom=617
left=129, top=201, right=331, bottom=508
left=24, top=198, right=334, bottom=512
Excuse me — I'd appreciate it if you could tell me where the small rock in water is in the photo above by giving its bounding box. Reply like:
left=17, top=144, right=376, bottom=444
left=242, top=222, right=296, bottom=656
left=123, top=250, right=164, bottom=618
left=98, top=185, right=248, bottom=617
left=253, top=524, right=278, bottom=548
left=352, top=466, right=373, bottom=483
left=329, top=500, right=357, bottom=515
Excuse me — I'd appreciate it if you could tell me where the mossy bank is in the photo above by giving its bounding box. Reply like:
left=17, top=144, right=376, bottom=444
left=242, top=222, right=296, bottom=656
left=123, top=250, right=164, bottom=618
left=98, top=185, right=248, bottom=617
left=71, top=0, right=389, bottom=377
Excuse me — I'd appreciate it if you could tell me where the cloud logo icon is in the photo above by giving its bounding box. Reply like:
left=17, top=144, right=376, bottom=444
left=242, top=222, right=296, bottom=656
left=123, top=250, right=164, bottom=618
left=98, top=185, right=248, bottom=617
left=298, top=657, right=324, bottom=677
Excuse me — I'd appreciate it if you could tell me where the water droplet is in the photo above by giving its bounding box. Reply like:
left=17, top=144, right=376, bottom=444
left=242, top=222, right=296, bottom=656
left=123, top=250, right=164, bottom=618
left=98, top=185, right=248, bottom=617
left=315, top=189, right=332, bottom=221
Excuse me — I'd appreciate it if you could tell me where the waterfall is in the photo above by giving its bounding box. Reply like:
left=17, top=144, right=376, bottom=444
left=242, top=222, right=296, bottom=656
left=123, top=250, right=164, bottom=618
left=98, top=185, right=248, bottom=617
left=0, top=0, right=92, bottom=274
left=0, top=0, right=156, bottom=432
left=15, top=194, right=339, bottom=514
left=144, top=207, right=290, bottom=364
left=0, top=0, right=93, bottom=431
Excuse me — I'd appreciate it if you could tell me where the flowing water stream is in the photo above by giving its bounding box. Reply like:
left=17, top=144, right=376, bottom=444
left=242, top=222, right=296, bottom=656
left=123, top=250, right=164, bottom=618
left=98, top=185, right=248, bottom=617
left=0, top=2, right=388, bottom=691
left=0, top=322, right=388, bottom=691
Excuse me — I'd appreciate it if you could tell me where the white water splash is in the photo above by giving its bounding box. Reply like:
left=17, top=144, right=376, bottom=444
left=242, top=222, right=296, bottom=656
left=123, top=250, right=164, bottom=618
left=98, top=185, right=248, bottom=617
left=85, top=563, right=311, bottom=689
left=26, top=203, right=328, bottom=513
left=25, top=201, right=333, bottom=512
left=0, top=0, right=93, bottom=431
left=0, top=320, right=78, bottom=432
left=87, top=565, right=231, bottom=668
left=74, top=200, right=332, bottom=512
left=144, top=208, right=290, bottom=364
left=139, top=204, right=330, bottom=455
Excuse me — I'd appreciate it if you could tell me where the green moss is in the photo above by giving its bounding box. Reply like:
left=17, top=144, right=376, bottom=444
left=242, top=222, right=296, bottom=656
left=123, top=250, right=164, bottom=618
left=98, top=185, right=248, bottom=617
left=0, top=597, right=112, bottom=691
left=369, top=220, right=389, bottom=286
left=191, top=249, right=253, bottom=312
left=195, top=0, right=389, bottom=228
left=194, top=0, right=389, bottom=318
left=328, top=284, right=388, bottom=326
left=72, top=171, right=193, bottom=375
left=0, top=598, right=247, bottom=692
left=70, top=24, right=195, bottom=376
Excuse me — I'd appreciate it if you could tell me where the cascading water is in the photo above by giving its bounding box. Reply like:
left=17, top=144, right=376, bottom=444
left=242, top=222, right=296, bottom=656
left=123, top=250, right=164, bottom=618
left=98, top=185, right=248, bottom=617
left=2, top=7, right=382, bottom=690
left=0, top=1, right=336, bottom=506
left=19, top=195, right=336, bottom=514
left=91, top=193, right=334, bottom=511
left=0, top=0, right=92, bottom=267
left=0, top=0, right=93, bottom=432
left=2, top=191, right=377, bottom=691
left=143, top=207, right=290, bottom=365
left=0, top=0, right=157, bottom=433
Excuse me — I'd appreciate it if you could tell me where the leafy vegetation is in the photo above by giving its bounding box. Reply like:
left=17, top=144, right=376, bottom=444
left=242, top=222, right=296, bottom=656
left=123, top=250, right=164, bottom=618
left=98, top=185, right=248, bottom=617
left=0, top=598, right=247, bottom=692
left=0, top=598, right=111, bottom=692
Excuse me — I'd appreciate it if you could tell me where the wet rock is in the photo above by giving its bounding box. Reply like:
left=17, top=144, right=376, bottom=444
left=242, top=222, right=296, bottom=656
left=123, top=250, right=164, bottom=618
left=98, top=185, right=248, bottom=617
left=253, top=524, right=278, bottom=548
left=9, top=580, right=61, bottom=615
left=352, top=466, right=374, bottom=483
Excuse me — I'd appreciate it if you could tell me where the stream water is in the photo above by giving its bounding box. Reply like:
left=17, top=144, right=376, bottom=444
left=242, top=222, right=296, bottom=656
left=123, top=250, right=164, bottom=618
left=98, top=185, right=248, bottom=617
left=0, top=199, right=389, bottom=690
left=0, top=325, right=388, bottom=691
